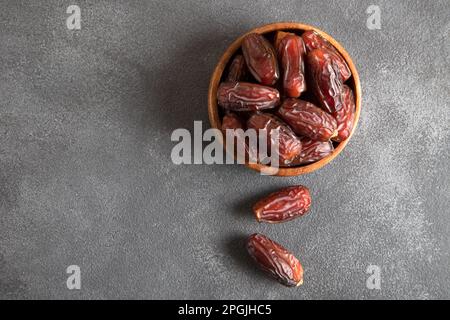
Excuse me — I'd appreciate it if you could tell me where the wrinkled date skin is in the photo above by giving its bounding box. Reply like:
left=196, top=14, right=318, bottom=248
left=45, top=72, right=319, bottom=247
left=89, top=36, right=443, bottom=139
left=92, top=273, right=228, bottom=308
left=221, top=112, right=244, bottom=140
left=221, top=112, right=243, bottom=131
left=277, top=34, right=307, bottom=98
left=274, top=31, right=293, bottom=52
left=226, top=54, right=247, bottom=82
left=217, top=82, right=280, bottom=112
left=247, top=113, right=302, bottom=163
left=247, top=233, right=304, bottom=287
left=283, top=138, right=334, bottom=166
left=302, top=30, right=351, bottom=81
left=242, top=33, right=280, bottom=86
left=278, top=98, right=337, bottom=142
left=332, top=85, right=355, bottom=142
left=306, top=49, right=344, bottom=114
left=253, top=186, right=311, bottom=223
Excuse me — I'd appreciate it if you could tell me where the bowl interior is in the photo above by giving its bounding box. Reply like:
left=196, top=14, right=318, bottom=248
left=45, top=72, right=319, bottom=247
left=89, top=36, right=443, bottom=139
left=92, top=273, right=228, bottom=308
left=208, top=22, right=361, bottom=176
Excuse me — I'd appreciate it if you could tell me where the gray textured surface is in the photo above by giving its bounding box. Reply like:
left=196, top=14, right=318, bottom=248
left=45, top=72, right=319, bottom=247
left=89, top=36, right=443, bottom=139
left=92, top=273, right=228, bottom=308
left=0, top=0, right=449, bottom=300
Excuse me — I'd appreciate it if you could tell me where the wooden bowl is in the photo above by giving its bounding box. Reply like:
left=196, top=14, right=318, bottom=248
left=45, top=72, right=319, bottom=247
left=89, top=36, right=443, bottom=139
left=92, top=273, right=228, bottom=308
left=208, top=22, right=361, bottom=176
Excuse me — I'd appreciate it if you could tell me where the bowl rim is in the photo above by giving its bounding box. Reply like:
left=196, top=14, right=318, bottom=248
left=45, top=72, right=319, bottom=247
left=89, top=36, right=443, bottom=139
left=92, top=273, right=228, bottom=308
left=207, top=22, right=361, bottom=176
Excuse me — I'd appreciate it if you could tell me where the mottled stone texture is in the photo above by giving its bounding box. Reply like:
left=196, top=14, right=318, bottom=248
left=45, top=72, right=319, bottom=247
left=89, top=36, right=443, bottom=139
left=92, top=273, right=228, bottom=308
left=0, top=0, right=449, bottom=299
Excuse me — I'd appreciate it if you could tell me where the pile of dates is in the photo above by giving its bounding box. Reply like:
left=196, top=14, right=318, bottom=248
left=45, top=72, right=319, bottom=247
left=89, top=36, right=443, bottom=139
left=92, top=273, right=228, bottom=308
left=218, top=30, right=356, bottom=166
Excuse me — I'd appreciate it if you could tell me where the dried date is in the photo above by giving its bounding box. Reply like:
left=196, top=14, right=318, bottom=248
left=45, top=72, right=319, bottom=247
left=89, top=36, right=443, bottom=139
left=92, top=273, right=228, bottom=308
left=283, top=138, right=334, bottom=166
left=242, top=33, right=280, bottom=86
left=221, top=112, right=244, bottom=130
left=246, top=233, right=304, bottom=287
left=217, top=82, right=280, bottom=111
left=278, top=98, right=337, bottom=142
left=302, top=30, right=351, bottom=81
left=226, top=54, right=247, bottom=82
left=306, top=48, right=344, bottom=114
left=277, top=34, right=307, bottom=98
left=274, top=31, right=293, bottom=53
left=247, top=113, right=302, bottom=163
left=253, top=185, right=311, bottom=223
left=332, top=84, right=355, bottom=142
left=221, top=112, right=244, bottom=139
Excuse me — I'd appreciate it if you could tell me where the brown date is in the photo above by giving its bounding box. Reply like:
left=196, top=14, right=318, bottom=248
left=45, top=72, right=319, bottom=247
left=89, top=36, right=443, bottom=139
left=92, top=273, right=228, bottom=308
left=274, top=31, right=293, bottom=52
left=217, top=82, right=280, bottom=112
left=306, top=48, right=344, bottom=114
left=221, top=112, right=244, bottom=143
left=283, top=138, right=334, bottom=166
left=242, top=33, right=280, bottom=86
left=253, top=185, right=311, bottom=223
left=221, top=112, right=243, bottom=130
left=332, top=85, right=355, bottom=142
left=246, top=233, right=304, bottom=287
left=247, top=113, right=302, bottom=163
left=226, top=54, right=247, bottom=82
left=277, top=34, right=307, bottom=98
left=278, top=98, right=337, bottom=142
left=302, top=30, right=351, bottom=81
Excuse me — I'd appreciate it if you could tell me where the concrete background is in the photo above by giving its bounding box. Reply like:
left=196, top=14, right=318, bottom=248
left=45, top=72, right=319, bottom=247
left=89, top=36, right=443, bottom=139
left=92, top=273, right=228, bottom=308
left=0, top=0, right=449, bottom=299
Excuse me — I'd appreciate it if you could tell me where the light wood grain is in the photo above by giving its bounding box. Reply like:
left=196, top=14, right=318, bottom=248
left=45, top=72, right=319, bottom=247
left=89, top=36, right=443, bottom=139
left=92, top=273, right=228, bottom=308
left=208, top=22, right=361, bottom=176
